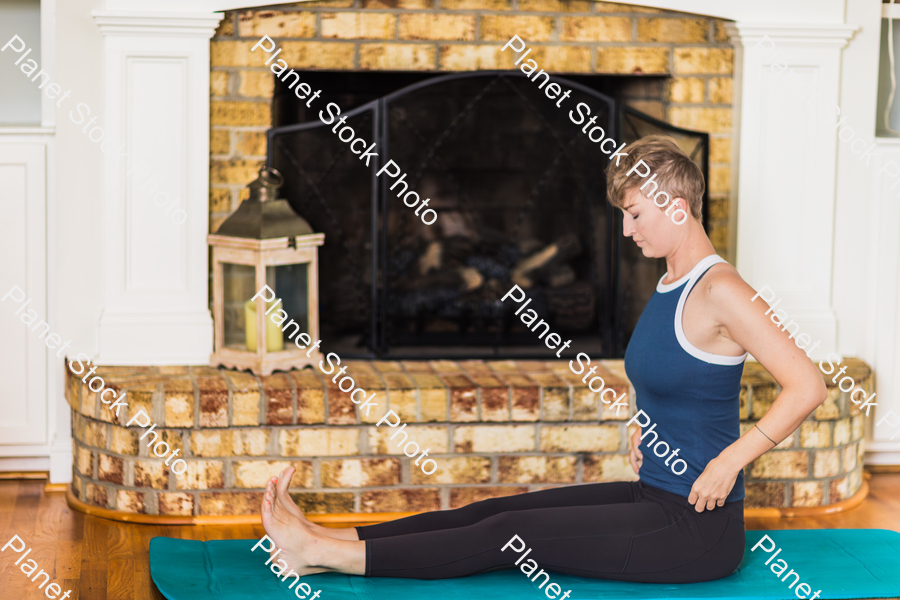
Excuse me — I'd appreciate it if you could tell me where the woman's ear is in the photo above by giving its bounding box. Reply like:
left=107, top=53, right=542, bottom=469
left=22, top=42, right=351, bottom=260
left=665, top=196, right=685, bottom=215
left=664, top=197, right=691, bottom=225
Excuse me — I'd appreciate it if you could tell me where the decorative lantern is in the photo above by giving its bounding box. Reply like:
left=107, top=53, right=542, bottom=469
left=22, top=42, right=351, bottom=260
left=208, top=167, right=325, bottom=375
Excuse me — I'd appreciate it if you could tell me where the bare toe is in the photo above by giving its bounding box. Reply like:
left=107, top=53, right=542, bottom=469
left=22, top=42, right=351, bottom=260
left=277, top=467, right=295, bottom=496
left=275, top=467, right=306, bottom=521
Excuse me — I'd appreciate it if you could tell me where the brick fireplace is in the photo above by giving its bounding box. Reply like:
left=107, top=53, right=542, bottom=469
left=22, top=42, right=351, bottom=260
left=63, top=1, right=871, bottom=520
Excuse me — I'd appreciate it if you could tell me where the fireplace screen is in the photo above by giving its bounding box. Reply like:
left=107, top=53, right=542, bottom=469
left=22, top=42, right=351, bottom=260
left=267, top=72, right=708, bottom=359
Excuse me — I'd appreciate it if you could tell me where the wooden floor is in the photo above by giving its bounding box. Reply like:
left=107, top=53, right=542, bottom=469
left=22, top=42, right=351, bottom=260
left=1, top=475, right=899, bottom=600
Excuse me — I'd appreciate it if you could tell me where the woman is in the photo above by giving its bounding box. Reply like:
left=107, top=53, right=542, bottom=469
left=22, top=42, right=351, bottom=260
left=258, top=135, right=827, bottom=583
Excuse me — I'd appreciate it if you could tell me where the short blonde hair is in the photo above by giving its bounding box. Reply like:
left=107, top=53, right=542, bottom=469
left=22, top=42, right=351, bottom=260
left=606, top=134, right=704, bottom=219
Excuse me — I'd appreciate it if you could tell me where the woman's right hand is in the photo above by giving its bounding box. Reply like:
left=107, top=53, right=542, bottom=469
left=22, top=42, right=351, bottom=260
left=629, top=428, right=643, bottom=475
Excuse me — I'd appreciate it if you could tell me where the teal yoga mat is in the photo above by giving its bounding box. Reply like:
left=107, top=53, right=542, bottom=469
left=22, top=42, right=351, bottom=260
left=149, top=529, right=900, bottom=600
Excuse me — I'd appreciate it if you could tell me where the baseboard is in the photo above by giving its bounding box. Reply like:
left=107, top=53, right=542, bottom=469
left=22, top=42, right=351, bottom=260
left=49, top=438, right=73, bottom=484
left=864, top=446, right=900, bottom=465
left=64, top=480, right=871, bottom=525
left=0, top=457, right=51, bottom=471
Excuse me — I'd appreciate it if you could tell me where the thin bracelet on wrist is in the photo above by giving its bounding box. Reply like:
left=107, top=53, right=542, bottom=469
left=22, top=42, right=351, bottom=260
left=755, top=423, right=777, bottom=446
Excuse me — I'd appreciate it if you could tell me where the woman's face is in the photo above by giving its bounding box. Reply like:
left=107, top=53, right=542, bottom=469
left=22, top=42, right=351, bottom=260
left=620, top=187, right=685, bottom=258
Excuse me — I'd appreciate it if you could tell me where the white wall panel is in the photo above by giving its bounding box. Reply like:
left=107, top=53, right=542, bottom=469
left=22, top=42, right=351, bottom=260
left=0, top=143, right=47, bottom=445
left=126, top=58, right=187, bottom=292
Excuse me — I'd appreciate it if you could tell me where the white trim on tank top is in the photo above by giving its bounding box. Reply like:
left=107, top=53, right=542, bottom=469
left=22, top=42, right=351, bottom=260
left=656, top=254, right=748, bottom=366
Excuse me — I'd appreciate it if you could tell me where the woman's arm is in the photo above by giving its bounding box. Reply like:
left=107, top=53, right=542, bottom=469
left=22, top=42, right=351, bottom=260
left=629, top=427, right=643, bottom=474
left=687, top=270, right=828, bottom=512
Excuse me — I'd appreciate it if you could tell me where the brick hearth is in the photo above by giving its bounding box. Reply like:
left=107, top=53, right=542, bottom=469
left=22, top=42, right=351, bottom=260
left=67, top=358, right=868, bottom=517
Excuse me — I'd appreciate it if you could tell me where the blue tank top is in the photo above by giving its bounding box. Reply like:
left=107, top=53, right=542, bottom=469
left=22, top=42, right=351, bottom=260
left=624, top=254, right=746, bottom=502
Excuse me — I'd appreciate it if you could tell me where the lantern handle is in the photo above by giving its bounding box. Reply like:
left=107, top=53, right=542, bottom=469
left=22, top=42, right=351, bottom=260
left=259, top=167, right=284, bottom=188
left=249, top=167, right=284, bottom=203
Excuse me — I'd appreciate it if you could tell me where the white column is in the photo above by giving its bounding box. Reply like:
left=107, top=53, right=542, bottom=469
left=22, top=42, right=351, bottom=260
left=726, top=23, right=856, bottom=356
left=92, top=11, right=221, bottom=364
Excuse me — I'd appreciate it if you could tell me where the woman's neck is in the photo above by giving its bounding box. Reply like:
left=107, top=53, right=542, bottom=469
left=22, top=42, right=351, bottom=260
left=663, top=220, right=718, bottom=283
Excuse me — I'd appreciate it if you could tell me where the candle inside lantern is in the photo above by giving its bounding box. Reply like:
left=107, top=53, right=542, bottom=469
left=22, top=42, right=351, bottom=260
left=244, top=297, right=285, bottom=352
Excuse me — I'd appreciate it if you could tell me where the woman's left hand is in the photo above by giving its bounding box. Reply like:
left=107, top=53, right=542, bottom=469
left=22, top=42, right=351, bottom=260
left=688, top=456, right=741, bottom=512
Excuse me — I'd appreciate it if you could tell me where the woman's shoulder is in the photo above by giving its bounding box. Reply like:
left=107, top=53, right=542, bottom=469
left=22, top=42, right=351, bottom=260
left=704, top=260, right=740, bottom=281
left=697, top=262, right=757, bottom=316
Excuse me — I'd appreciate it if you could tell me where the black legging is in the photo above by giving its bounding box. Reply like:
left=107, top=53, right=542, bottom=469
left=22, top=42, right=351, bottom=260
left=357, top=480, right=745, bottom=583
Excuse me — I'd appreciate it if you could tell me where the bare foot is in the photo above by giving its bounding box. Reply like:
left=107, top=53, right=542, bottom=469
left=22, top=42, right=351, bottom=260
left=261, top=485, right=331, bottom=576
left=268, top=467, right=361, bottom=542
